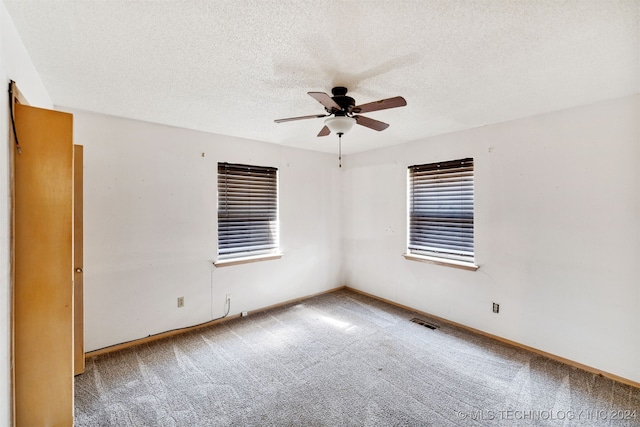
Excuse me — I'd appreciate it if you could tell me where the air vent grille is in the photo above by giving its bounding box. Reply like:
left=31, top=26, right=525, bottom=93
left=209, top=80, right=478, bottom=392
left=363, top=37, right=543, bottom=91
left=410, top=318, right=439, bottom=330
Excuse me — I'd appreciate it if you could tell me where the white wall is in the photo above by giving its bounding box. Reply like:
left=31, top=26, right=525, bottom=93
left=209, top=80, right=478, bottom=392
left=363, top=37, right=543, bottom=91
left=342, top=94, right=640, bottom=383
left=69, top=111, right=342, bottom=351
left=0, top=3, right=53, bottom=424
left=67, top=94, right=640, bottom=385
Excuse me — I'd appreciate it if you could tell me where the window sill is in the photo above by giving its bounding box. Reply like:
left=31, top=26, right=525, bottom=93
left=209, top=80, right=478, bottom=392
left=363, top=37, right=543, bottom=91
left=403, top=253, right=478, bottom=271
left=214, top=253, right=283, bottom=268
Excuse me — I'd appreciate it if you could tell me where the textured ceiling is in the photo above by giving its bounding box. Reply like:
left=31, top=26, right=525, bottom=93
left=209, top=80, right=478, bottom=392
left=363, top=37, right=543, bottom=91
left=3, top=0, right=639, bottom=154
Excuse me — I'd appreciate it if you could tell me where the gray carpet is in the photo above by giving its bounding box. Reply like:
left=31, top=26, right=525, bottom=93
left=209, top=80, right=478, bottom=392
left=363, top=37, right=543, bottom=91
left=75, top=289, right=640, bottom=426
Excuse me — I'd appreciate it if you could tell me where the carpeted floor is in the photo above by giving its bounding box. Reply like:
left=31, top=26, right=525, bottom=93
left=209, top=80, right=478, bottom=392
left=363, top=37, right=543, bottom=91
left=75, top=289, right=640, bottom=426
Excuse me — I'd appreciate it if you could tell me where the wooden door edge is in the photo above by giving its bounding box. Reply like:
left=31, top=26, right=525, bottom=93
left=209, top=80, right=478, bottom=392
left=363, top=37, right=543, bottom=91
left=8, top=80, right=28, bottom=427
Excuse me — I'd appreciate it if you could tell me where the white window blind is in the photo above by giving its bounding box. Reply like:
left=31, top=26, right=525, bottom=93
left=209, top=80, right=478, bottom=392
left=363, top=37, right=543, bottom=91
left=217, top=162, right=279, bottom=259
left=408, top=158, right=474, bottom=261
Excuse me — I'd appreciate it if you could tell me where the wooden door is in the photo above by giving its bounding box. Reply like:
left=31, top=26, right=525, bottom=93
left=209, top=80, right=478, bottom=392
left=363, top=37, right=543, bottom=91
left=13, top=103, right=74, bottom=426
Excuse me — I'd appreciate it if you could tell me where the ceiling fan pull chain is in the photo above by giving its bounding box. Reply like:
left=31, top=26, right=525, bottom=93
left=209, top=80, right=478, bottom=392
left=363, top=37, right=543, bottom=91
left=338, top=133, right=342, bottom=168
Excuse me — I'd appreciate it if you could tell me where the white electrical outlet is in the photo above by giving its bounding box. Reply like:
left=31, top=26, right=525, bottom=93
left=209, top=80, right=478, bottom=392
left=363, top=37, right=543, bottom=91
left=241, top=311, right=248, bottom=317
left=177, top=297, right=184, bottom=308
left=226, top=294, right=232, bottom=302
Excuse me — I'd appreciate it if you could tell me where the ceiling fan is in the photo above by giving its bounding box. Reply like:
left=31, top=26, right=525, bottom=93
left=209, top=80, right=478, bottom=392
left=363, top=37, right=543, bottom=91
left=274, top=86, right=407, bottom=137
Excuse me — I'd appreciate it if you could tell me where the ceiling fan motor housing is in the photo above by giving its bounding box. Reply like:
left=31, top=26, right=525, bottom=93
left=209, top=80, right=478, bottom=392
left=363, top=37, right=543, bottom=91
left=330, top=86, right=355, bottom=116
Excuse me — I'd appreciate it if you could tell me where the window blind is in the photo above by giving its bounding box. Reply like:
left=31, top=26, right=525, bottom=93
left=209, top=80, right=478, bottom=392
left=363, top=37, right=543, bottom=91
left=408, top=158, right=474, bottom=260
left=217, top=163, right=278, bottom=259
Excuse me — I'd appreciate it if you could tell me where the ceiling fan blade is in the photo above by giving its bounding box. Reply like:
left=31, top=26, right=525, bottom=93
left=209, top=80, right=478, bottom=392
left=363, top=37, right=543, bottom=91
left=274, top=113, right=328, bottom=123
left=354, top=115, right=390, bottom=131
left=308, top=92, right=341, bottom=111
left=317, top=126, right=330, bottom=137
left=353, top=96, right=407, bottom=114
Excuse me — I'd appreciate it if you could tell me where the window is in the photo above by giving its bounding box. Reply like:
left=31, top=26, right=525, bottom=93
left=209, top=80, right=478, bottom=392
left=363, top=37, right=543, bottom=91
left=407, top=158, right=475, bottom=266
left=217, top=162, right=279, bottom=262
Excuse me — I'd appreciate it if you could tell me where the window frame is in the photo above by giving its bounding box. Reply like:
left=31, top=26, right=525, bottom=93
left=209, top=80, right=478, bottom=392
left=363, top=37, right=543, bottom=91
left=405, top=157, right=477, bottom=271
left=215, top=162, right=281, bottom=266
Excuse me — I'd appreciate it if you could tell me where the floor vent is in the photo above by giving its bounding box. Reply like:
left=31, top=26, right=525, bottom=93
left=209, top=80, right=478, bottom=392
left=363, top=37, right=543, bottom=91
left=410, top=318, right=439, bottom=330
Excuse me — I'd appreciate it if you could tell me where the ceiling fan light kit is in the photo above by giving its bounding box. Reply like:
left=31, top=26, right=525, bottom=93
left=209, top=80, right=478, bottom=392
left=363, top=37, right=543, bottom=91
left=324, top=116, right=356, bottom=135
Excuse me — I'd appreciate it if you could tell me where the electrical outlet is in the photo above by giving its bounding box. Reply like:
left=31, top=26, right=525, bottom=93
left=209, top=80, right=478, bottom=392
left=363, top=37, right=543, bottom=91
left=177, top=297, right=184, bottom=308
left=241, top=311, right=248, bottom=317
left=492, top=302, right=499, bottom=313
left=226, top=294, right=232, bottom=302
